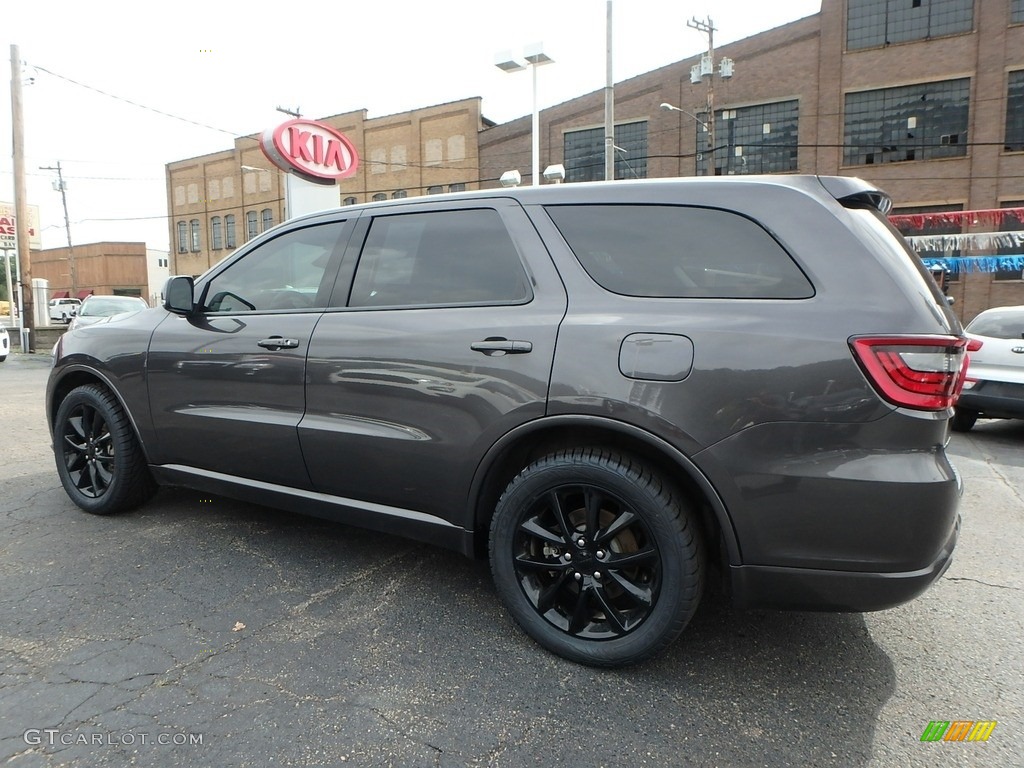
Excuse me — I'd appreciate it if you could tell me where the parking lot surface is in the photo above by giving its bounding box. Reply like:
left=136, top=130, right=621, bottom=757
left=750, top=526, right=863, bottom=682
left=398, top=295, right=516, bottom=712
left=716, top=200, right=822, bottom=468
left=1, top=352, right=1021, bottom=767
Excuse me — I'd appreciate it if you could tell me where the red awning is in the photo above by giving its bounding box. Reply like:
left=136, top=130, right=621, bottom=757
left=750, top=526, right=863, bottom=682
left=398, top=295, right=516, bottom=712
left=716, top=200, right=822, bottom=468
left=76, top=290, right=93, bottom=299
left=51, top=290, right=70, bottom=299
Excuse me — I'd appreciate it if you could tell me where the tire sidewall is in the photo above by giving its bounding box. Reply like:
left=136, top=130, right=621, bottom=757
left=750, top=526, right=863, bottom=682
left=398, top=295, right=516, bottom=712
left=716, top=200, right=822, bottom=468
left=490, top=453, right=701, bottom=666
left=54, top=385, right=137, bottom=515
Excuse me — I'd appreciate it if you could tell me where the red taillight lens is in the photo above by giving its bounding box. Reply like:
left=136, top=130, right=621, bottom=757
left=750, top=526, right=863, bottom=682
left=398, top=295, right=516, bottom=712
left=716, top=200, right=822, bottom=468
left=850, top=336, right=968, bottom=410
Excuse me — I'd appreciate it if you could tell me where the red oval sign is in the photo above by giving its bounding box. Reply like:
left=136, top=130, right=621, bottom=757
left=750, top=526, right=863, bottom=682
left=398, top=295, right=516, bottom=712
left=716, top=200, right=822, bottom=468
left=260, top=119, right=359, bottom=184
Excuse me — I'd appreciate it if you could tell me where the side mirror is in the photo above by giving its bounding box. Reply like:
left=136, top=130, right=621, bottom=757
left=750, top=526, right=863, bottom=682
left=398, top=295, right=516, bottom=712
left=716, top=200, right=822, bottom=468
left=164, top=276, right=195, bottom=314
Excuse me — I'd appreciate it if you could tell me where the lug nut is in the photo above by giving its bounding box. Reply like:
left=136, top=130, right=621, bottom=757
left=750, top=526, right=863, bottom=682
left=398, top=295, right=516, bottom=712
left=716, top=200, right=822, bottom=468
left=596, top=550, right=606, bottom=559
left=564, top=553, right=572, bottom=561
left=576, top=537, right=587, bottom=548
left=594, top=571, right=603, bottom=580
left=574, top=572, right=582, bottom=581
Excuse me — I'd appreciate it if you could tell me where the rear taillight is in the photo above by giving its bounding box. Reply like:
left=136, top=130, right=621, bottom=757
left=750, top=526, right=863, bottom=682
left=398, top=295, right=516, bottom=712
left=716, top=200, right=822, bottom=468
left=850, top=336, right=969, bottom=410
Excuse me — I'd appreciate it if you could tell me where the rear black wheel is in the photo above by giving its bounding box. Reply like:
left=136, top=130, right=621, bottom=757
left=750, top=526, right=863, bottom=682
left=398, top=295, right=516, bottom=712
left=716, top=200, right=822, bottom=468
left=54, top=384, right=156, bottom=515
left=490, top=449, right=703, bottom=667
left=951, top=408, right=977, bottom=433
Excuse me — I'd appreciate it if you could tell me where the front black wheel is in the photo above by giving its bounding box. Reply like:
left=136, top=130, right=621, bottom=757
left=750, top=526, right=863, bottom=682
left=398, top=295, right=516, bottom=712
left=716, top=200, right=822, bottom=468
left=54, top=384, right=156, bottom=515
left=490, top=449, right=704, bottom=667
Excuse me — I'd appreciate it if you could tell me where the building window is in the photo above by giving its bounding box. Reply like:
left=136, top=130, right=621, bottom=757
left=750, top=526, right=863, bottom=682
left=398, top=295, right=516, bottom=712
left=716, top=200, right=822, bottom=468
left=246, top=211, right=259, bottom=239
left=697, top=100, right=798, bottom=176
left=189, top=219, right=201, bottom=252
left=211, top=216, right=223, bottom=250
left=424, top=138, right=443, bottom=165
left=564, top=121, right=648, bottom=183
left=225, top=215, right=236, bottom=248
left=1007, top=71, right=1024, bottom=152
left=449, top=183, right=466, bottom=193
left=261, top=208, right=274, bottom=232
left=343, top=197, right=358, bottom=206
left=843, top=78, right=969, bottom=166
left=847, top=0, right=973, bottom=50
left=994, top=201, right=1024, bottom=281
left=372, top=193, right=387, bottom=202
left=892, top=204, right=963, bottom=281
left=176, top=221, right=188, bottom=253
left=427, top=186, right=443, bottom=195
left=392, top=190, right=408, bottom=199
left=1014, top=0, right=1024, bottom=24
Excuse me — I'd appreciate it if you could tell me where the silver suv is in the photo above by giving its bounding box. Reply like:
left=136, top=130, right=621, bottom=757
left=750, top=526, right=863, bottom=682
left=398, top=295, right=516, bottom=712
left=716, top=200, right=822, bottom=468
left=47, top=176, right=966, bottom=666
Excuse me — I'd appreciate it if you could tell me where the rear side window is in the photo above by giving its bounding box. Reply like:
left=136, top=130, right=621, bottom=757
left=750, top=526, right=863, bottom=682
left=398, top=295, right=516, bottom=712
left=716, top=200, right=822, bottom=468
left=348, top=209, right=532, bottom=308
left=545, top=204, right=813, bottom=299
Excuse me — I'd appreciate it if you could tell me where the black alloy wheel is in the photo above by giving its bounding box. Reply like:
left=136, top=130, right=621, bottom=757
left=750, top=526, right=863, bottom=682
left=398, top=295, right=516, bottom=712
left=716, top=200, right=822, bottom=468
left=53, top=384, right=156, bottom=515
left=491, top=449, right=704, bottom=667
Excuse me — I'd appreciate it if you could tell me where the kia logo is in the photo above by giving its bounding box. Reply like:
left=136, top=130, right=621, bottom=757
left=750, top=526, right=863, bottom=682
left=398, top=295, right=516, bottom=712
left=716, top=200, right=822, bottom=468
left=1012, top=346, right=1024, bottom=354
left=260, top=119, right=359, bottom=183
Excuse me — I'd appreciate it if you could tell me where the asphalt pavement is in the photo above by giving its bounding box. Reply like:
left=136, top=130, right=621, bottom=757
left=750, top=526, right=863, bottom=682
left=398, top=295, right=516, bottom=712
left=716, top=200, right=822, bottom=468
left=1, top=351, right=1020, bottom=767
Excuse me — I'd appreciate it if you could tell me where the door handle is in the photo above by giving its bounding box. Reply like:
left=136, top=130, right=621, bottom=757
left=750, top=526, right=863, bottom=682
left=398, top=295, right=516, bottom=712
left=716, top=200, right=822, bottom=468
left=470, top=338, right=533, bottom=356
left=257, top=337, right=300, bottom=350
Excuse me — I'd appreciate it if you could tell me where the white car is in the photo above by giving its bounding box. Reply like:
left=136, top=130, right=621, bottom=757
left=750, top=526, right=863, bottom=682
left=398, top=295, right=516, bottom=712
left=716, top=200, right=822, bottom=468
left=48, top=298, right=81, bottom=324
left=68, top=295, right=149, bottom=331
left=953, top=305, right=1024, bottom=431
left=0, top=324, right=8, bottom=362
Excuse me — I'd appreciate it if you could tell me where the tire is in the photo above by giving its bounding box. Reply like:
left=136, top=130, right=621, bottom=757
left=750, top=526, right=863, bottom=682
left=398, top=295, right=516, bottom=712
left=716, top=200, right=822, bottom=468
left=53, top=384, right=156, bottom=515
left=951, top=408, right=977, bottom=433
left=61, top=313, right=69, bottom=324
left=489, top=449, right=704, bottom=667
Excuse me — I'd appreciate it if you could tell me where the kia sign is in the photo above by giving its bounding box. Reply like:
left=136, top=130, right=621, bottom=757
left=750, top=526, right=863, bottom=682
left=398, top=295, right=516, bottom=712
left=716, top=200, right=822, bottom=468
left=260, top=119, right=359, bottom=184
left=0, top=203, right=41, bottom=250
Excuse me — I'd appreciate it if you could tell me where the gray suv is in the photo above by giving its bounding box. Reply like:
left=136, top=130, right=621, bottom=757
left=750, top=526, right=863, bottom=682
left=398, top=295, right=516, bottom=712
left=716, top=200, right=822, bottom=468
left=47, top=176, right=965, bottom=667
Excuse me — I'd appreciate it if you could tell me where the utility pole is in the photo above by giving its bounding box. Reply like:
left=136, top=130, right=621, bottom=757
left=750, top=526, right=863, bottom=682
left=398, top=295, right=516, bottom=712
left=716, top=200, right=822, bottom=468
left=10, top=44, right=34, bottom=350
left=688, top=18, right=734, bottom=176
left=40, top=161, right=77, bottom=297
left=604, top=0, right=615, bottom=182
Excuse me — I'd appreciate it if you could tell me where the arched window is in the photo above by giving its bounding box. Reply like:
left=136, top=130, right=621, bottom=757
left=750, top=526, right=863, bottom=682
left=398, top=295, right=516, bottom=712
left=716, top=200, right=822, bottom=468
left=224, top=215, right=236, bottom=248
left=261, top=208, right=274, bottom=232
left=343, top=197, right=358, bottom=206
left=246, top=211, right=259, bottom=239
left=211, top=216, right=223, bottom=250
left=372, top=193, right=387, bottom=202
left=427, top=186, right=443, bottom=195
left=392, top=190, right=408, bottom=199
left=176, top=221, right=188, bottom=253
left=189, top=219, right=201, bottom=252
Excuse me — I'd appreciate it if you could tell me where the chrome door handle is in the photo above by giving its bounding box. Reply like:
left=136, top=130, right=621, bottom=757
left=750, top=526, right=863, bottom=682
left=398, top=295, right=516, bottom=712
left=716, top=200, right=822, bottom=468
left=257, top=337, right=300, bottom=350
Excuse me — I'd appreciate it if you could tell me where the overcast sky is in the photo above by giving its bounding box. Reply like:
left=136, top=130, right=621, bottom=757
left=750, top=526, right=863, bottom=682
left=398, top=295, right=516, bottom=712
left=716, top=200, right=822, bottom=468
left=2, top=0, right=821, bottom=253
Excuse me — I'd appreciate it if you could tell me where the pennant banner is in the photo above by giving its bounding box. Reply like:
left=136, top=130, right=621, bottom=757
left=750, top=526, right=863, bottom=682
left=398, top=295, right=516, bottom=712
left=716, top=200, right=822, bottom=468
left=905, top=231, right=1024, bottom=251
left=920, top=255, right=1024, bottom=273
left=890, top=207, right=1024, bottom=230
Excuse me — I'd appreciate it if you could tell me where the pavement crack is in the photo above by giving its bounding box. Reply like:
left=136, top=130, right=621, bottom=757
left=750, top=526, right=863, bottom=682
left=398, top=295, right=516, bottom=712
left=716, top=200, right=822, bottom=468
left=945, top=576, right=1021, bottom=591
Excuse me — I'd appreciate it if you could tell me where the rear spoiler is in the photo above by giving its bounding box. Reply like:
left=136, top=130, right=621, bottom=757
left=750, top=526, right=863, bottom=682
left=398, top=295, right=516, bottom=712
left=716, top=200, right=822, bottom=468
left=817, top=176, right=893, bottom=214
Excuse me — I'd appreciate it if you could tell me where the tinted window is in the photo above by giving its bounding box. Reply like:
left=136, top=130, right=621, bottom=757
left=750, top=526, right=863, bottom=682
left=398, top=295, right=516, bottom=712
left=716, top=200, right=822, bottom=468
left=202, top=223, right=346, bottom=313
left=546, top=204, right=813, bottom=299
left=348, top=209, right=532, bottom=308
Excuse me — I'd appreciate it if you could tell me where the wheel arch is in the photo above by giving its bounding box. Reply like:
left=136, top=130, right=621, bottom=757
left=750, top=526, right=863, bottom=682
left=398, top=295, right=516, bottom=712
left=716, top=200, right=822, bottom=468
left=48, top=366, right=152, bottom=459
left=468, top=415, right=739, bottom=567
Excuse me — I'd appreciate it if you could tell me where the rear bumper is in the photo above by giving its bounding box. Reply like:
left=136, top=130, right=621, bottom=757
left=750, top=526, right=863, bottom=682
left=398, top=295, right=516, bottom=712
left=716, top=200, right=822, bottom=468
left=730, top=512, right=959, bottom=611
left=958, top=382, right=1024, bottom=419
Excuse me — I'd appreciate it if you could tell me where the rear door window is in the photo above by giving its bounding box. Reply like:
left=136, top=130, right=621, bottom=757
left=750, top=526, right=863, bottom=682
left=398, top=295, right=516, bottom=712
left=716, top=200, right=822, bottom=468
left=545, top=204, right=813, bottom=299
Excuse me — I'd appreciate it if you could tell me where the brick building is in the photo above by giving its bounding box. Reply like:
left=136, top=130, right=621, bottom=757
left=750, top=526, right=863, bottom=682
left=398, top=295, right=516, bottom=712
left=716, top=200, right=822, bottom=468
left=479, top=0, right=1024, bottom=322
left=165, top=98, right=493, bottom=277
left=32, top=241, right=153, bottom=301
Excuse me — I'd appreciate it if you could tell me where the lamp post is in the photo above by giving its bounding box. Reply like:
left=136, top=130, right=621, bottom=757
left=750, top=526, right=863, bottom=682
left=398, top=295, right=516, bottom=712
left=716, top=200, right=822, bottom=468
left=660, top=103, right=709, bottom=176
left=495, top=44, right=554, bottom=187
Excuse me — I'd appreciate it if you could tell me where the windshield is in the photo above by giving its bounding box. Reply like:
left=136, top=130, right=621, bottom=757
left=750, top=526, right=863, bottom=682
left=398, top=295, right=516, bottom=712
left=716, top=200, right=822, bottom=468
left=80, top=298, right=145, bottom=317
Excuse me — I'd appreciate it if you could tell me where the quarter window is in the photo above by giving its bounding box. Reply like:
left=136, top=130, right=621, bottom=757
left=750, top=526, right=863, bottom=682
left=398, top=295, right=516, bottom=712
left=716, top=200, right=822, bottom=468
left=843, top=78, right=969, bottom=166
left=348, top=209, right=532, bottom=308
left=202, top=223, right=347, bottom=313
left=546, top=204, right=813, bottom=299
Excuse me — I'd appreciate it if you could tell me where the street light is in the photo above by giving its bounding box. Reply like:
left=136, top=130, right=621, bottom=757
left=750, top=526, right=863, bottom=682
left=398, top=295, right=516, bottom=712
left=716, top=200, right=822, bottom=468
left=495, top=43, right=554, bottom=187
left=659, top=102, right=709, bottom=131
